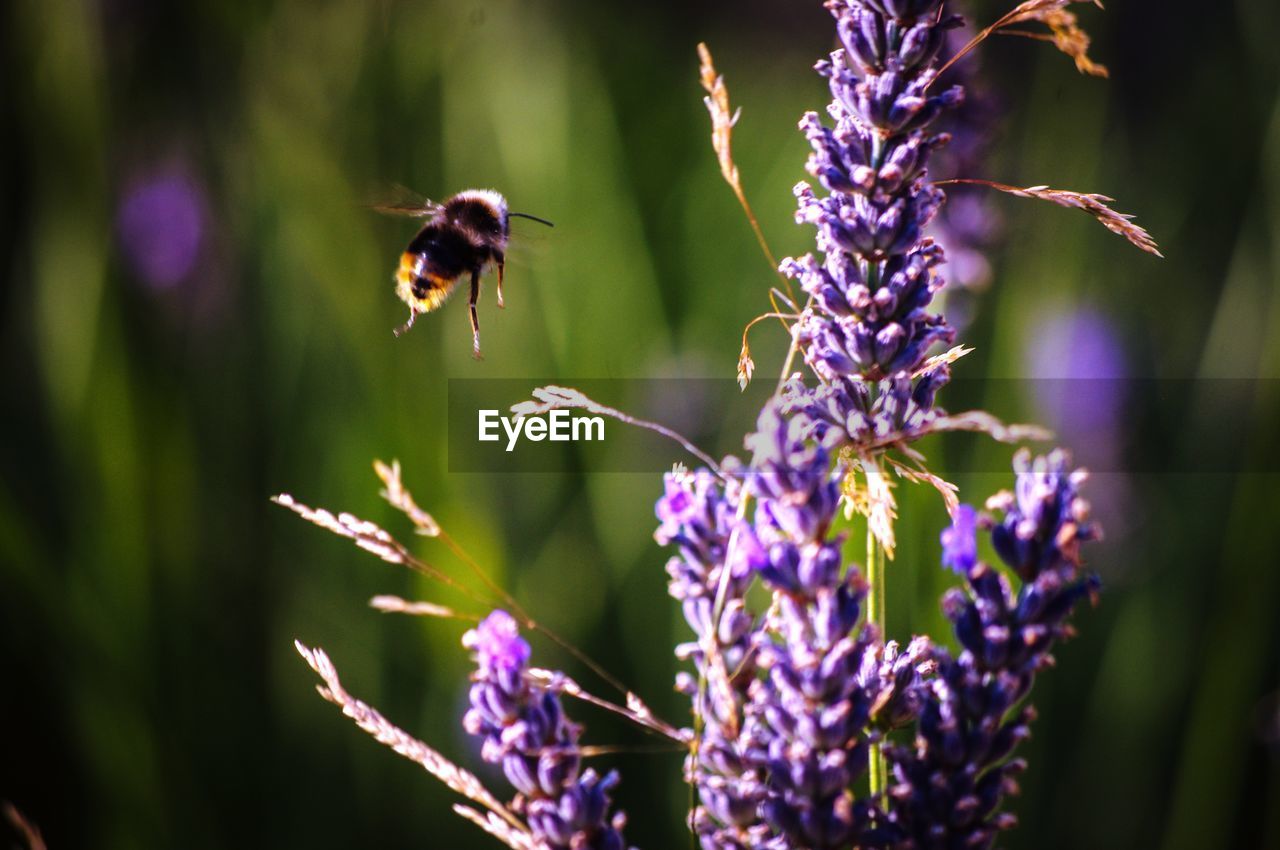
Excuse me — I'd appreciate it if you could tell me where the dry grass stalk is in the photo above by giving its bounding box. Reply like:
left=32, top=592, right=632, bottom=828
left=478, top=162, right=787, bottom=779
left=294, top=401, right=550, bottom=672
left=272, top=493, right=413, bottom=567
left=2, top=804, right=47, bottom=850
left=928, top=410, right=1055, bottom=444
left=698, top=42, right=743, bottom=199
left=369, top=594, right=460, bottom=619
left=272, top=491, right=507, bottom=619
left=997, top=0, right=1108, bottom=77
left=453, top=806, right=546, bottom=850
left=511, top=385, right=721, bottom=472
left=938, top=179, right=1162, bottom=257
left=841, top=410, right=1051, bottom=461
left=914, top=345, right=975, bottom=377
left=1002, top=184, right=1161, bottom=256
left=937, top=1, right=1107, bottom=84
left=527, top=668, right=689, bottom=744
left=863, top=458, right=898, bottom=558
left=737, top=310, right=800, bottom=390
left=843, top=454, right=899, bottom=558
left=697, top=41, right=795, bottom=340
left=737, top=340, right=755, bottom=391
left=887, top=453, right=960, bottom=517
left=294, top=641, right=531, bottom=840
left=282, top=466, right=669, bottom=733
left=374, top=459, right=440, bottom=536
left=1000, top=10, right=1108, bottom=77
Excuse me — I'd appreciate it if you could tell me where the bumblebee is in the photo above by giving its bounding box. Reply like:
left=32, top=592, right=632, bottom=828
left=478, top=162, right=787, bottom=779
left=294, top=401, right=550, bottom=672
left=381, top=188, right=551, bottom=358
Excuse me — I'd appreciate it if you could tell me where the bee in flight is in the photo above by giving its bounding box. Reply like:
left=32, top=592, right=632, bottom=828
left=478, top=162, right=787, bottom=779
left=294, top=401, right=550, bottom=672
left=375, top=188, right=553, bottom=358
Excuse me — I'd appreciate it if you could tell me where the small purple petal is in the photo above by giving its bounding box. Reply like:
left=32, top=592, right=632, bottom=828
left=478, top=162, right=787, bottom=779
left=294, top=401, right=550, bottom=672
left=941, top=504, right=978, bottom=575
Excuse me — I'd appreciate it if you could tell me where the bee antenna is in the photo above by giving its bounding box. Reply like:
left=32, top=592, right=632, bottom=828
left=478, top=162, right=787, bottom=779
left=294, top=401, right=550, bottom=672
left=509, top=212, right=555, bottom=227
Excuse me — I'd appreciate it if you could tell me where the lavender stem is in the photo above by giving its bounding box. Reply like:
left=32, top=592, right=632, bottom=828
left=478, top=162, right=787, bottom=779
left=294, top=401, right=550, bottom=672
left=866, top=521, right=888, bottom=804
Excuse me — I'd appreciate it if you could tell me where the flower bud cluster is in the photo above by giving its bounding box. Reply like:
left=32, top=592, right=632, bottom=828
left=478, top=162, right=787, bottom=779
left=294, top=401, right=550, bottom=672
left=656, top=464, right=771, bottom=849
left=744, top=400, right=930, bottom=848
left=775, top=368, right=950, bottom=455
left=647, top=2, right=1111, bottom=848
left=885, top=450, right=1101, bottom=848
left=463, top=611, right=631, bottom=850
left=782, top=0, right=962, bottom=388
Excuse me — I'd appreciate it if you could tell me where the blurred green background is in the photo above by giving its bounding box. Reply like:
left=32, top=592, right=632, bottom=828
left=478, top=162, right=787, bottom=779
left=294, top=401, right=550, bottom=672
left=3, top=0, right=1279, bottom=847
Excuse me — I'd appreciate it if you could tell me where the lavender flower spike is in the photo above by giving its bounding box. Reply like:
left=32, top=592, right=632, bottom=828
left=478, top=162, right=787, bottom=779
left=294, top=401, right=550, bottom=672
left=886, top=451, right=1102, bottom=848
left=783, top=0, right=962, bottom=385
left=657, top=463, right=772, bottom=850
left=745, top=398, right=928, bottom=848
left=463, top=611, right=632, bottom=850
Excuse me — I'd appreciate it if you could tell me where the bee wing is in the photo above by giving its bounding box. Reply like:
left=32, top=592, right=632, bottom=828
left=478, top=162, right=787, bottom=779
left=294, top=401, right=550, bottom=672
left=366, top=183, right=442, bottom=218
left=500, top=235, right=550, bottom=270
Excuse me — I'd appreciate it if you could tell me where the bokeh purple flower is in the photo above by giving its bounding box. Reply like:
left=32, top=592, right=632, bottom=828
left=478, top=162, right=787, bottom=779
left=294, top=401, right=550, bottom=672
left=1026, top=308, right=1133, bottom=549
left=928, top=24, right=1006, bottom=321
left=1028, top=307, right=1129, bottom=437
left=116, top=166, right=207, bottom=290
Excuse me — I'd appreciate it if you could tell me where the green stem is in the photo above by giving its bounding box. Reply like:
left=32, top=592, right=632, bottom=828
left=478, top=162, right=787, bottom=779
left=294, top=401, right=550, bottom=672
left=866, top=523, right=888, bottom=804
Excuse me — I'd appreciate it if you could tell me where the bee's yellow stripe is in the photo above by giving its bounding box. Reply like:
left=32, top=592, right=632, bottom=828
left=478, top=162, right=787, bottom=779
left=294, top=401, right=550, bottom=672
left=395, top=253, right=459, bottom=313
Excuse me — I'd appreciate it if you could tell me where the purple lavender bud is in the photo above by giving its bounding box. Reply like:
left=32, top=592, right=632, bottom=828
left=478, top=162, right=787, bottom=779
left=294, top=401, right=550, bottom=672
left=839, top=8, right=888, bottom=73
left=940, top=504, right=979, bottom=575
left=873, top=322, right=907, bottom=366
left=464, top=610, right=531, bottom=674
left=897, top=19, right=947, bottom=70
left=863, top=0, right=941, bottom=19
left=745, top=400, right=842, bottom=544
left=860, top=637, right=935, bottom=730
left=526, top=770, right=626, bottom=850
left=988, top=448, right=1101, bottom=581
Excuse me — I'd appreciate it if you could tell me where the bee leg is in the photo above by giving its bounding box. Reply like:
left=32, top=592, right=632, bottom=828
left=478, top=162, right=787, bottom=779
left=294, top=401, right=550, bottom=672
left=469, top=269, right=483, bottom=359
left=495, top=251, right=506, bottom=308
left=393, top=307, right=418, bottom=337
